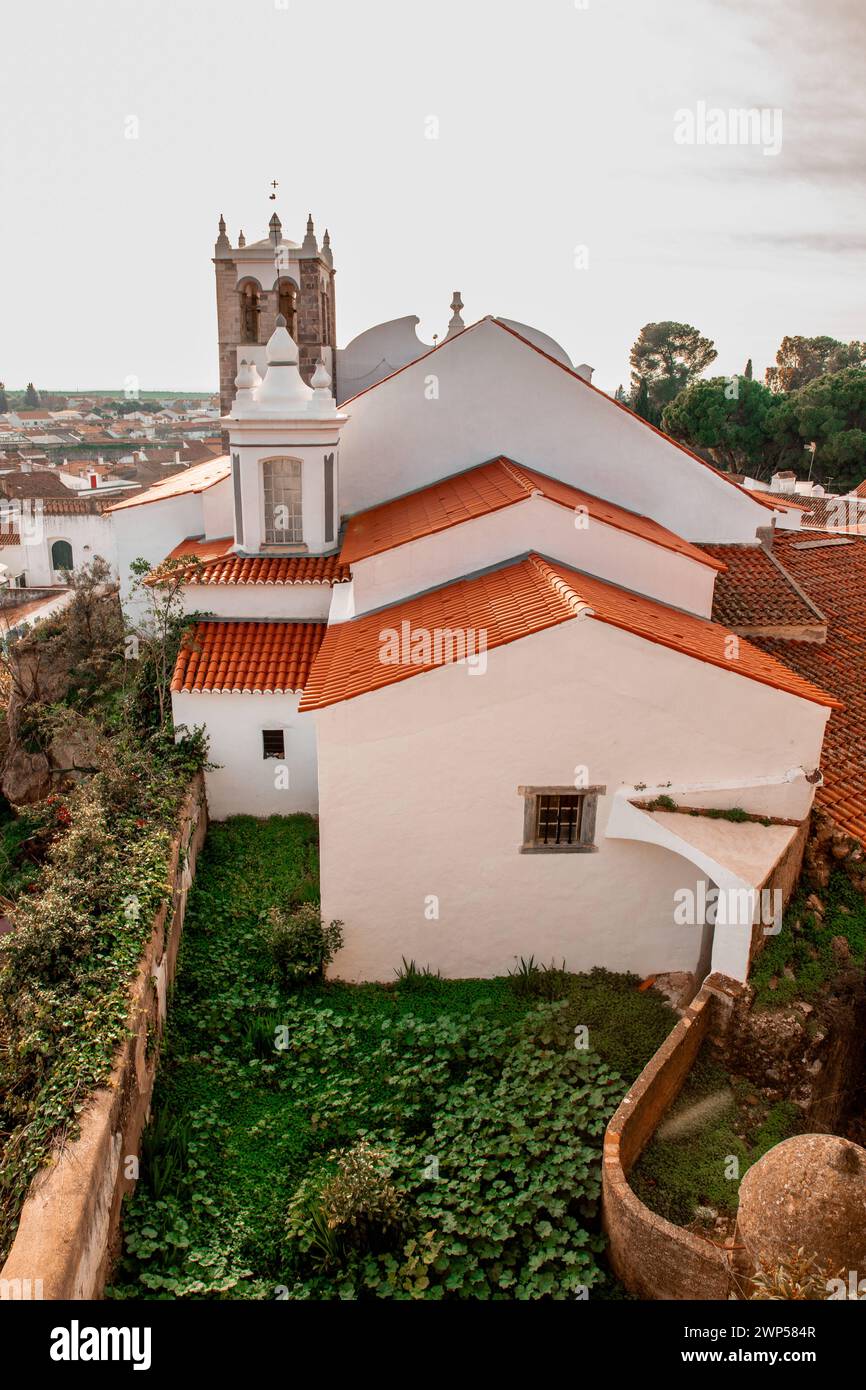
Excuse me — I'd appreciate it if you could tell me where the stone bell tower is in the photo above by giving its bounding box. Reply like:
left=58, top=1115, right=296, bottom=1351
left=214, top=211, right=337, bottom=418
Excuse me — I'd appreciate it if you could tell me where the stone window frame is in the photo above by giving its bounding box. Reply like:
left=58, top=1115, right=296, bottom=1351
left=517, top=785, right=605, bottom=854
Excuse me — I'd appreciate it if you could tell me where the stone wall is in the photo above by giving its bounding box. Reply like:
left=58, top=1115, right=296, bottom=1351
left=602, top=973, right=743, bottom=1300
left=0, top=775, right=207, bottom=1301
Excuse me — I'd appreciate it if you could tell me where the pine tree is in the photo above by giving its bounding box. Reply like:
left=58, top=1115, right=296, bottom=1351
left=23, top=382, right=40, bottom=407
left=744, top=358, right=753, bottom=380
left=0, top=382, right=8, bottom=413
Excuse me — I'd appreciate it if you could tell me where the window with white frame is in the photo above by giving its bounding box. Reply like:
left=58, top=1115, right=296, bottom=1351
left=518, top=785, right=604, bottom=853
left=262, top=457, right=303, bottom=545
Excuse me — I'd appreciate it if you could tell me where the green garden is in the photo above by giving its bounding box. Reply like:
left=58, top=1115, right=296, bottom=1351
left=108, top=815, right=680, bottom=1300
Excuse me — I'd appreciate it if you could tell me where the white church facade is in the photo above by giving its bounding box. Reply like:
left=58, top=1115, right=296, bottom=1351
left=109, top=213, right=838, bottom=988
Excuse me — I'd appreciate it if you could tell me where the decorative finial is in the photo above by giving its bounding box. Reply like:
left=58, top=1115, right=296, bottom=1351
left=446, top=290, right=465, bottom=339
left=322, top=228, right=333, bottom=267
left=302, top=213, right=318, bottom=255
left=310, top=358, right=337, bottom=418
left=269, top=179, right=279, bottom=201
left=215, top=213, right=231, bottom=254
left=269, top=212, right=282, bottom=247
left=238, top=229, right=246, bottom=248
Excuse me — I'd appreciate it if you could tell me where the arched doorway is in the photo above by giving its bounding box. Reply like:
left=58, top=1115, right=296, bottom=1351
left=51, top=539, right=73, bottom=572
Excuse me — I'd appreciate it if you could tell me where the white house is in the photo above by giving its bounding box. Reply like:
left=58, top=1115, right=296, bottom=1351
left=108, top=252, right=840, bottom=988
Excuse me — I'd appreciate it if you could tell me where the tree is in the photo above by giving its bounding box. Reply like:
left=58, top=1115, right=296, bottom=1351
left=765, top=336, right=866, bottom=394
left=661, top=376, right=778, bottom=476
left=127, top=555, right=204, bottom=728
left=783, top=366, right=866, bottom=491
left=0, top=383, right=8, bottom=413
left=23, top=383, right=40, bottom=407
left=744, top=359, right=753, bottom=381
left=629, top=321, right=717, bottom=412
left=631, top=377, right=660, bottom=427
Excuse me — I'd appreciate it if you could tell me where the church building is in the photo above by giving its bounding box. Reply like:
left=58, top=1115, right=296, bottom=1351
left=109, top=211, right=839, bottom=989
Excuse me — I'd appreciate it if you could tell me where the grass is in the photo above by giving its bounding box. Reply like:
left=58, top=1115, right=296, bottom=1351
left=107, top=815, right=679, bottom=1300
left=630, top=1040, right=804, bottom=1226
left=750, top=867, right=866, bottom=1008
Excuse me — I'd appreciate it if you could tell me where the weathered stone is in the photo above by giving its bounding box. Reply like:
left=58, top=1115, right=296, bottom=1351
left=736, top=1135, right=866, bottom=1279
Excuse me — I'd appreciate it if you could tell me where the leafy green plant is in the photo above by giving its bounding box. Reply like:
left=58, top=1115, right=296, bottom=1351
left=393, top=958, right=441, bottom=987
left=140, top=1110, right=193, bottom=1200
left=261, top=903, right=344, bottom=987
left=108, top=819, right=679, bottom=1302
left=316, top=1141, right=406, bottom=1253
left=507, top=956, right=570, bottom=1001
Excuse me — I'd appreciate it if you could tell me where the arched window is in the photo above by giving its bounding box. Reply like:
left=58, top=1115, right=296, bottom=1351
left=278, top=281, right=298, bottom=339
left=240, top=282, right=261, bottom=344
left=262, top=458, right=302, bottom=545
left=51, top=539, right=73, bottom=572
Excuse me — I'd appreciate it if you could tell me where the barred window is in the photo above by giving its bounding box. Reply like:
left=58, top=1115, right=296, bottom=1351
left=518, top=786, right=604, bottom=854
left=262, top=457, right=302, bottom=545
left=262, top=729, right=285, bottom=760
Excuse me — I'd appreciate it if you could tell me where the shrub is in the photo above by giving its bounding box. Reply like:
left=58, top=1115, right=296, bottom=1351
left=319, top=1142, right=406, bottom=1253
left=748, top=1247, right=841, bottom=1301
left=261, top=903, right=343, bottom=986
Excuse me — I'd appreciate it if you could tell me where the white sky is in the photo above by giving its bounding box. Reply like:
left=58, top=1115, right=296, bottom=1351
left=1, top=0, right=863, bottom=392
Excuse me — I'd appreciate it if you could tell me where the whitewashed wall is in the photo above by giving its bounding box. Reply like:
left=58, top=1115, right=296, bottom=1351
left=171, top=690, right=318, bottom=819
left=180, top=582, right=336, bottom=621
left=338, top=320, right=773, bottom=544
left=347, top=494, right=717, bottom=619
left=315, top=616, right=827, bottom=982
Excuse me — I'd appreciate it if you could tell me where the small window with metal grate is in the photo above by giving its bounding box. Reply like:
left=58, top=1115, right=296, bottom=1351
left=518, top=785, right=605, bottom=853
left=262, top=729, right=286, bottom=760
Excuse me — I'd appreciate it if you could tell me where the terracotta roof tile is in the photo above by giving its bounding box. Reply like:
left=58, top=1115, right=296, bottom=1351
left=751, top=531, right=866, bottom=844
left=701, top=543, right=824, bottom=631
left=171, top=620, right=327, bottom=694
left=107, top=455, right=231, bottom=510
left=166, top=537, right=350, bottom=585
left=749, top=489, right=866, bottom=530
left=745, top=489, right=809, bottom=510
left=341, top=457, right=724, bottom=571
left=299, top=553, right=839, bottom=713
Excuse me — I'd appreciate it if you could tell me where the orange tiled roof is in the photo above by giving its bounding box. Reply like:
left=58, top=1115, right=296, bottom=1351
left=341, top=458, right=725, bottom=571
left=745, top=489, right=809, bottom=510
left=298, top=553, right=840, bottom=713
left=751, top=531, right=866, bottom=844
left=167, top=537, right=350, bottom=585
left=701, top=543, right=824, bottom=631
left=171, top=620, right=326, bottom=694
left=107, top=455, right=231, bottom=510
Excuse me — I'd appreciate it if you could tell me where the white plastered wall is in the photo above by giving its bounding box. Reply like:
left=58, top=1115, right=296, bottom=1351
left=171, top=689, right=318, bottom=819
left=314, top=616, right=828, bottom=982
left=348, top=494, right=717, bottom=619
left=338, top=320, right=773, bottom=543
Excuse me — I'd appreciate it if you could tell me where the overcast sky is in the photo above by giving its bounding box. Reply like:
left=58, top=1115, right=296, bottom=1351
left=2, top=0, right=863, bottom=392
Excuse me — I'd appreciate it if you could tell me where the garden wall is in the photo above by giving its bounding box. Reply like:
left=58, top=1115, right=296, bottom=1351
left=601, top=972, right=743, bottom=1300
left=0, top=774, right=207, bottom=1301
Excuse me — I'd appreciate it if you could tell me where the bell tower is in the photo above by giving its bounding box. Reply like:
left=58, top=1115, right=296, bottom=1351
left=214, top=211, right=337, bottom=419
